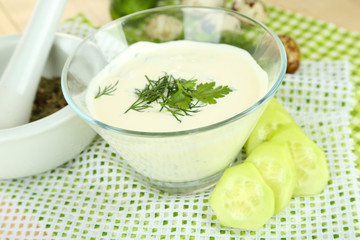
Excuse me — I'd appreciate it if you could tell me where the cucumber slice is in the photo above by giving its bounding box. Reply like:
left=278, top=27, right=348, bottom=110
left=245, top=140, right=296, bottom=213
left=245, top=98, right=294, bottom=154
left=209, top=162, right=274, bottom=230
left=270, top=124, right=329, bottom=196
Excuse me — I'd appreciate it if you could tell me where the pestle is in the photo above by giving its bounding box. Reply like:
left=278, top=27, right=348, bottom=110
left=0, top=0, right=68, bottom=129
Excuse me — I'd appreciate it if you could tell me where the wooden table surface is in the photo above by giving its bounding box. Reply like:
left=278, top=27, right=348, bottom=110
left=0, top=0, right=360, bottom=36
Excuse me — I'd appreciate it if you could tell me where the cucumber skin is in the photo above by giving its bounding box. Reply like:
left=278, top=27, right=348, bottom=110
left=270, top=124, right=329, bottom=196
left=210, top=99, right=329, bottom=229
left=246, top=97, right=329, bottom=196
left=245, top=98, right=294, bottom=154
left=245, top=140, right=296, bottom=213
left=209, top=162, right=275, bottom=231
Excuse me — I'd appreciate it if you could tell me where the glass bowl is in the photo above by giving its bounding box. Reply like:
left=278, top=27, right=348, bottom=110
left=62, top=6, right=286, bottom=193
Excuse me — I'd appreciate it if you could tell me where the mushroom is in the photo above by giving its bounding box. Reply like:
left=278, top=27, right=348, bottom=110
left=278, top=34, right=301, bottom=74
left=232, top=0, right=267, bottom=23
left=180, top=0, right=225, bottom=8
left=145, top=15, right=183, bottom=41
left=201, top=13, right=241, bottom=33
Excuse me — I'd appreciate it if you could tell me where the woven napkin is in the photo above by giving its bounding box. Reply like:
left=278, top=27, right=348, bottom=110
left=0, top=53, right=359, bottom=239
left=1, top=12, right=360, bottom=239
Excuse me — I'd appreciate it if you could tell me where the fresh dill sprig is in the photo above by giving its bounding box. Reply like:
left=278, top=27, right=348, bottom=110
left=124, top=74, right=232, bottom=122
left=94, top=80, right=119, bottom=99
left=124, top=75, right=169, bottom=113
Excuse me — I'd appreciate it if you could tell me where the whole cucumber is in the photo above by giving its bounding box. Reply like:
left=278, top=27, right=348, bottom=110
left=110, top=0, right=159, bottom=19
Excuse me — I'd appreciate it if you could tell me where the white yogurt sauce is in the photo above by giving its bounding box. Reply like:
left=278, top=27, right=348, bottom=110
left=85, top=40, right=269, bottom=184
left=86, top=40, right=268, bottom=132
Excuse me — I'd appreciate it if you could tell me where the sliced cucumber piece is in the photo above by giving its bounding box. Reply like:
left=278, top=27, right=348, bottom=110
left=209, top=162, right=274, bottom=230
left=270, top=124, right=329, bottom=196
left=245, top=140, right=296, bottom=213
left=245, top=98, right=294, bottom=154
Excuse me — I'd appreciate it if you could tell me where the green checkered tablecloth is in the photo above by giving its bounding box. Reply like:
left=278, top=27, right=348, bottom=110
left=264, top=6, right=360, bottom=167
left=0, top=4, right=359, bottom=240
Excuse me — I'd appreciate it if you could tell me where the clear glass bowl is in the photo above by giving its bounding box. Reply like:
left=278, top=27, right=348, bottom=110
left=62, top=6, right=286, bottom=193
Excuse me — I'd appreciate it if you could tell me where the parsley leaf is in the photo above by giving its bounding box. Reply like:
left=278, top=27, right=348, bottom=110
left=191, top=82, right=233, bottom=104
left=169, top=91, right=192, bottom=110
left=123, top=74, right=232, bottom=122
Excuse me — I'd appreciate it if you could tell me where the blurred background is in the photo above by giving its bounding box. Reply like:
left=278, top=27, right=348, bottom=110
left=0, top=0, right=359, bottom=36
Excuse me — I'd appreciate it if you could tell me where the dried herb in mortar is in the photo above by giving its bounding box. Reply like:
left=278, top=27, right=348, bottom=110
left=30, top=77, right=67, bottom=122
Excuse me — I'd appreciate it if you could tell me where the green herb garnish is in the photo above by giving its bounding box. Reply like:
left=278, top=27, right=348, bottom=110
left=95, top=80, right=119, bottom=99
left=124, top=74, right=232, bottom=122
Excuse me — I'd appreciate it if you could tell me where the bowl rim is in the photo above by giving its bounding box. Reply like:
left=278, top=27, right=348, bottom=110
left=62, top=5, right=287, bottom=137
left=0, top=33, right=80, bottom=141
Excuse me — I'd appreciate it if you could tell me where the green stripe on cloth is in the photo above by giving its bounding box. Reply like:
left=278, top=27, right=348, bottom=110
left=265, top=5, right=360, bottom=167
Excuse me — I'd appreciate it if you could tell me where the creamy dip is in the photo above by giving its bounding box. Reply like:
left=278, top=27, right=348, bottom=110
left=86, top=40, right=268, bottom=132
left=85, top=40, right=269, bottom=185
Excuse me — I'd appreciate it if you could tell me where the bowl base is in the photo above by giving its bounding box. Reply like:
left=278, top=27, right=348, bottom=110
left=143, top=161, right=240, bottom=194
